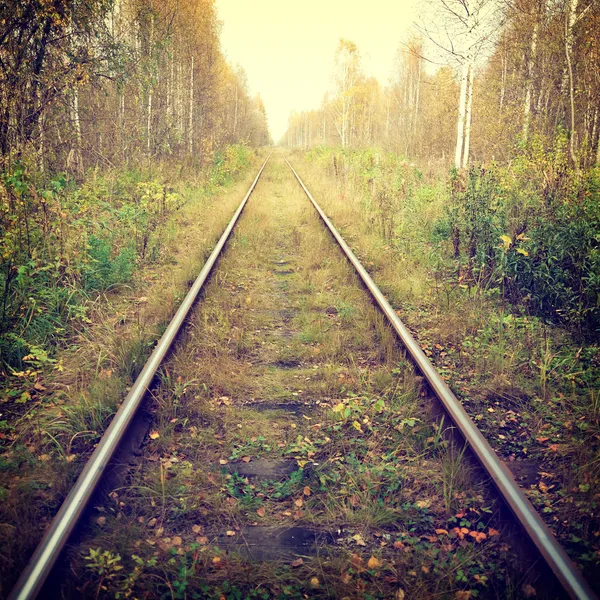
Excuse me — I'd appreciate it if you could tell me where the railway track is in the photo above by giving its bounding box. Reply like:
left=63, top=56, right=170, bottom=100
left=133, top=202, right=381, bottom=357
left=9, top=152, right=596, bottom=599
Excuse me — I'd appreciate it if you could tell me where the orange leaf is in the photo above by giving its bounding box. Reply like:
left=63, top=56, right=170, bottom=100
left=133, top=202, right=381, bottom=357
left=290, top=558, right=303, bottom=568
left=468, top=531, right=487, bottom=543
left=149, top=431, right=160, bottom=440
left=256, top=507, right=265, bottom=517
left=303, top=486, right=311, bottom=496
left=367, top=556, right=381, bottom=569
left=241, top=456, right=251, bottom=463
left=294, top=498, right=303, bottom=508
left=488, top=527, right=500, bottom=537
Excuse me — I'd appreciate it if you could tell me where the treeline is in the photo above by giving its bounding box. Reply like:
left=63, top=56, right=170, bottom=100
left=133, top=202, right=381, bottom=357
left=0, top=0, right=270, bottom=173
left=0, top=0, right=271, bottom=373
left=283, top=0, right=600, bottom=170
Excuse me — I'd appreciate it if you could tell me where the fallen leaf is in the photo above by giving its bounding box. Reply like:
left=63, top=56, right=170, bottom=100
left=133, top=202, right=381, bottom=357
left=96, top=516, right=106, bottom=526
left=351, top=553, right=364, bottom=569
left=488, top=528, right=500, bottom=537
left=192, top=525, right=202, bottom=533
left=147, top=518, right=157, bottom=527
left=522, top=583, right=537, bottom=597
left=435, top=529, right=449, bottom=535
left=469, top=531, right=487, bottom=543
left=172, top=536, right=182, bottom=546
left=367, top=556, right=381, bottom=569
left=352, top=533, right=366, bottom=546
left=290, top=558, right=304, bottom=568
left=294, top=498, right=304, bottom=508
left=196, top=536, right=208, bottom=545
left=241, top=456, right=251, bottom=463
left=149, top=431, right=160, bottom=440
left=393, top=540, right=405, bottom=549
left=303, top=486, right=311, bottom=496
left=256, top=507, right=265, bottom=517
left=455, top=592, right=472, bottom=600
left=219, top=459, right=228, bottom=465
left=226, top=530, right=236, bottom=536
left=212, top=556, right=221, bottom=565
left=310, top=577, right=320, bottom=588
left=396, top=590, right=406, bottom=600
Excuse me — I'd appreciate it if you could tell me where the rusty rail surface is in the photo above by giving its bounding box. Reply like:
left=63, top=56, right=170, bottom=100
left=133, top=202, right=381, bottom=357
left=9, top=152, right=272, bottom=600
left=282, top=152, right=596, bottom=600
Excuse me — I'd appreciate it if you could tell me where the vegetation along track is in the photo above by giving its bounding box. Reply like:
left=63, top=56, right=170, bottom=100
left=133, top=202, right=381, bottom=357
left=9, top=154, right=596, bottom=600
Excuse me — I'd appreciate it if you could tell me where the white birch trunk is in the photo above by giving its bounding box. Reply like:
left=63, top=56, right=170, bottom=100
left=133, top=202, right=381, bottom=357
left=454, top=62, right=469, bottom=168
left=522, top=18, right=539, bottom=141
left=565, top=0, right=578, bottom=163
left=462, top=63, right=475, bottom=169
left=188, top=55, right=194, bottom=155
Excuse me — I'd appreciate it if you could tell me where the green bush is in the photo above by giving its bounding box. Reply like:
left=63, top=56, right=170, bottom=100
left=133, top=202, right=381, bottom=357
left=0, top=145, right=251, bottom=373
left=449, top=157, right=600, bottom=337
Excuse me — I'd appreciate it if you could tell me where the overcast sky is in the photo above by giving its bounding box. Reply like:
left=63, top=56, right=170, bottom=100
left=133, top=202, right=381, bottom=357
left=215, top=0, right=419, bottom=142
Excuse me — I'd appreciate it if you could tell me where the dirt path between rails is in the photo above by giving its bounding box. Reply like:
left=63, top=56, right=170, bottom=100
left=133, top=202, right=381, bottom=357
left=64, top=155, right=542, bottom=599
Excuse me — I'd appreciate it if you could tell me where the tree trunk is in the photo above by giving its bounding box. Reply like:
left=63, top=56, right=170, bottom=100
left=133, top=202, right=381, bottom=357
left=564, top=0, right=578, bottom=164
left=462, top=63, right=474, bottom=169
left=68, top=87, right=83, bottom=173
left=455, top=62, right=469, bottom=167
left=522, top=16, right=539, bottom=141
left=188, top=55, right=194, bottom=155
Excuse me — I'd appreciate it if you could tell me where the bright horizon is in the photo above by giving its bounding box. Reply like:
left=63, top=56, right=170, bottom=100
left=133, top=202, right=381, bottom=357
left=216, top=0, right=419, bottom=142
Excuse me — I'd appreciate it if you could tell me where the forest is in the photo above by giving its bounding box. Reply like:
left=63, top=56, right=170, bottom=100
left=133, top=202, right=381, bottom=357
left=284, top=0, right=600, bottom=337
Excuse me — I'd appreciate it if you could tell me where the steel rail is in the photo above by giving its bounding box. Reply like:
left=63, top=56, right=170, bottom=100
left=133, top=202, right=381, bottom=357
left=9, top=152, right=272, bottom=600
left=283, top=153, right=596, bottom=600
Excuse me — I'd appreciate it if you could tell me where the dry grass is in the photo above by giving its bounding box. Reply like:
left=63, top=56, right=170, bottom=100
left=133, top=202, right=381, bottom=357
left=61, top=155, right=533, bottom=599
left=0, top=152, right=268, bottom=597
left=289, top=150, right=600, bottom=589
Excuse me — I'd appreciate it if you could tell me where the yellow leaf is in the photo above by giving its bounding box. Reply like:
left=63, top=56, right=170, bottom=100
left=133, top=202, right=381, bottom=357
left=294, top=498, right=304, bottom=508
left=499, top=234, right=512, bottom=246
left=149, top=431, right=160, bottom=440
left=332, top=402, right=345, bottom=413
left=516, top=248, right=529, bottom=256
left=367, top=556, right=381, bottom=569
left=352, top=420, right=363, bottom=433
left=303, top=486, right=311, bottom=496
left=172, top=536, right=182, bottom=546
left=310, top=577, right=320, bottom=588
left=226, top=530, right=236, bottom=537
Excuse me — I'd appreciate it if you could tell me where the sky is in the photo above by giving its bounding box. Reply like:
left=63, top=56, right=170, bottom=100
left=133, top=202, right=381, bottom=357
left=215, top=0, right=419, bottom=142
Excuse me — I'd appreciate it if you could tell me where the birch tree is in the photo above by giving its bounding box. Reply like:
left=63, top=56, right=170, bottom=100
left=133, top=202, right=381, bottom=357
left=332, top=39, right=361, bottom=148
left=418, top=0, right=504, bottom=167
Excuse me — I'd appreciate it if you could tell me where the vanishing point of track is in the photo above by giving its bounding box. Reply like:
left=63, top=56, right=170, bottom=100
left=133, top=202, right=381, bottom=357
left=9, top=152, right=597, bottom=600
